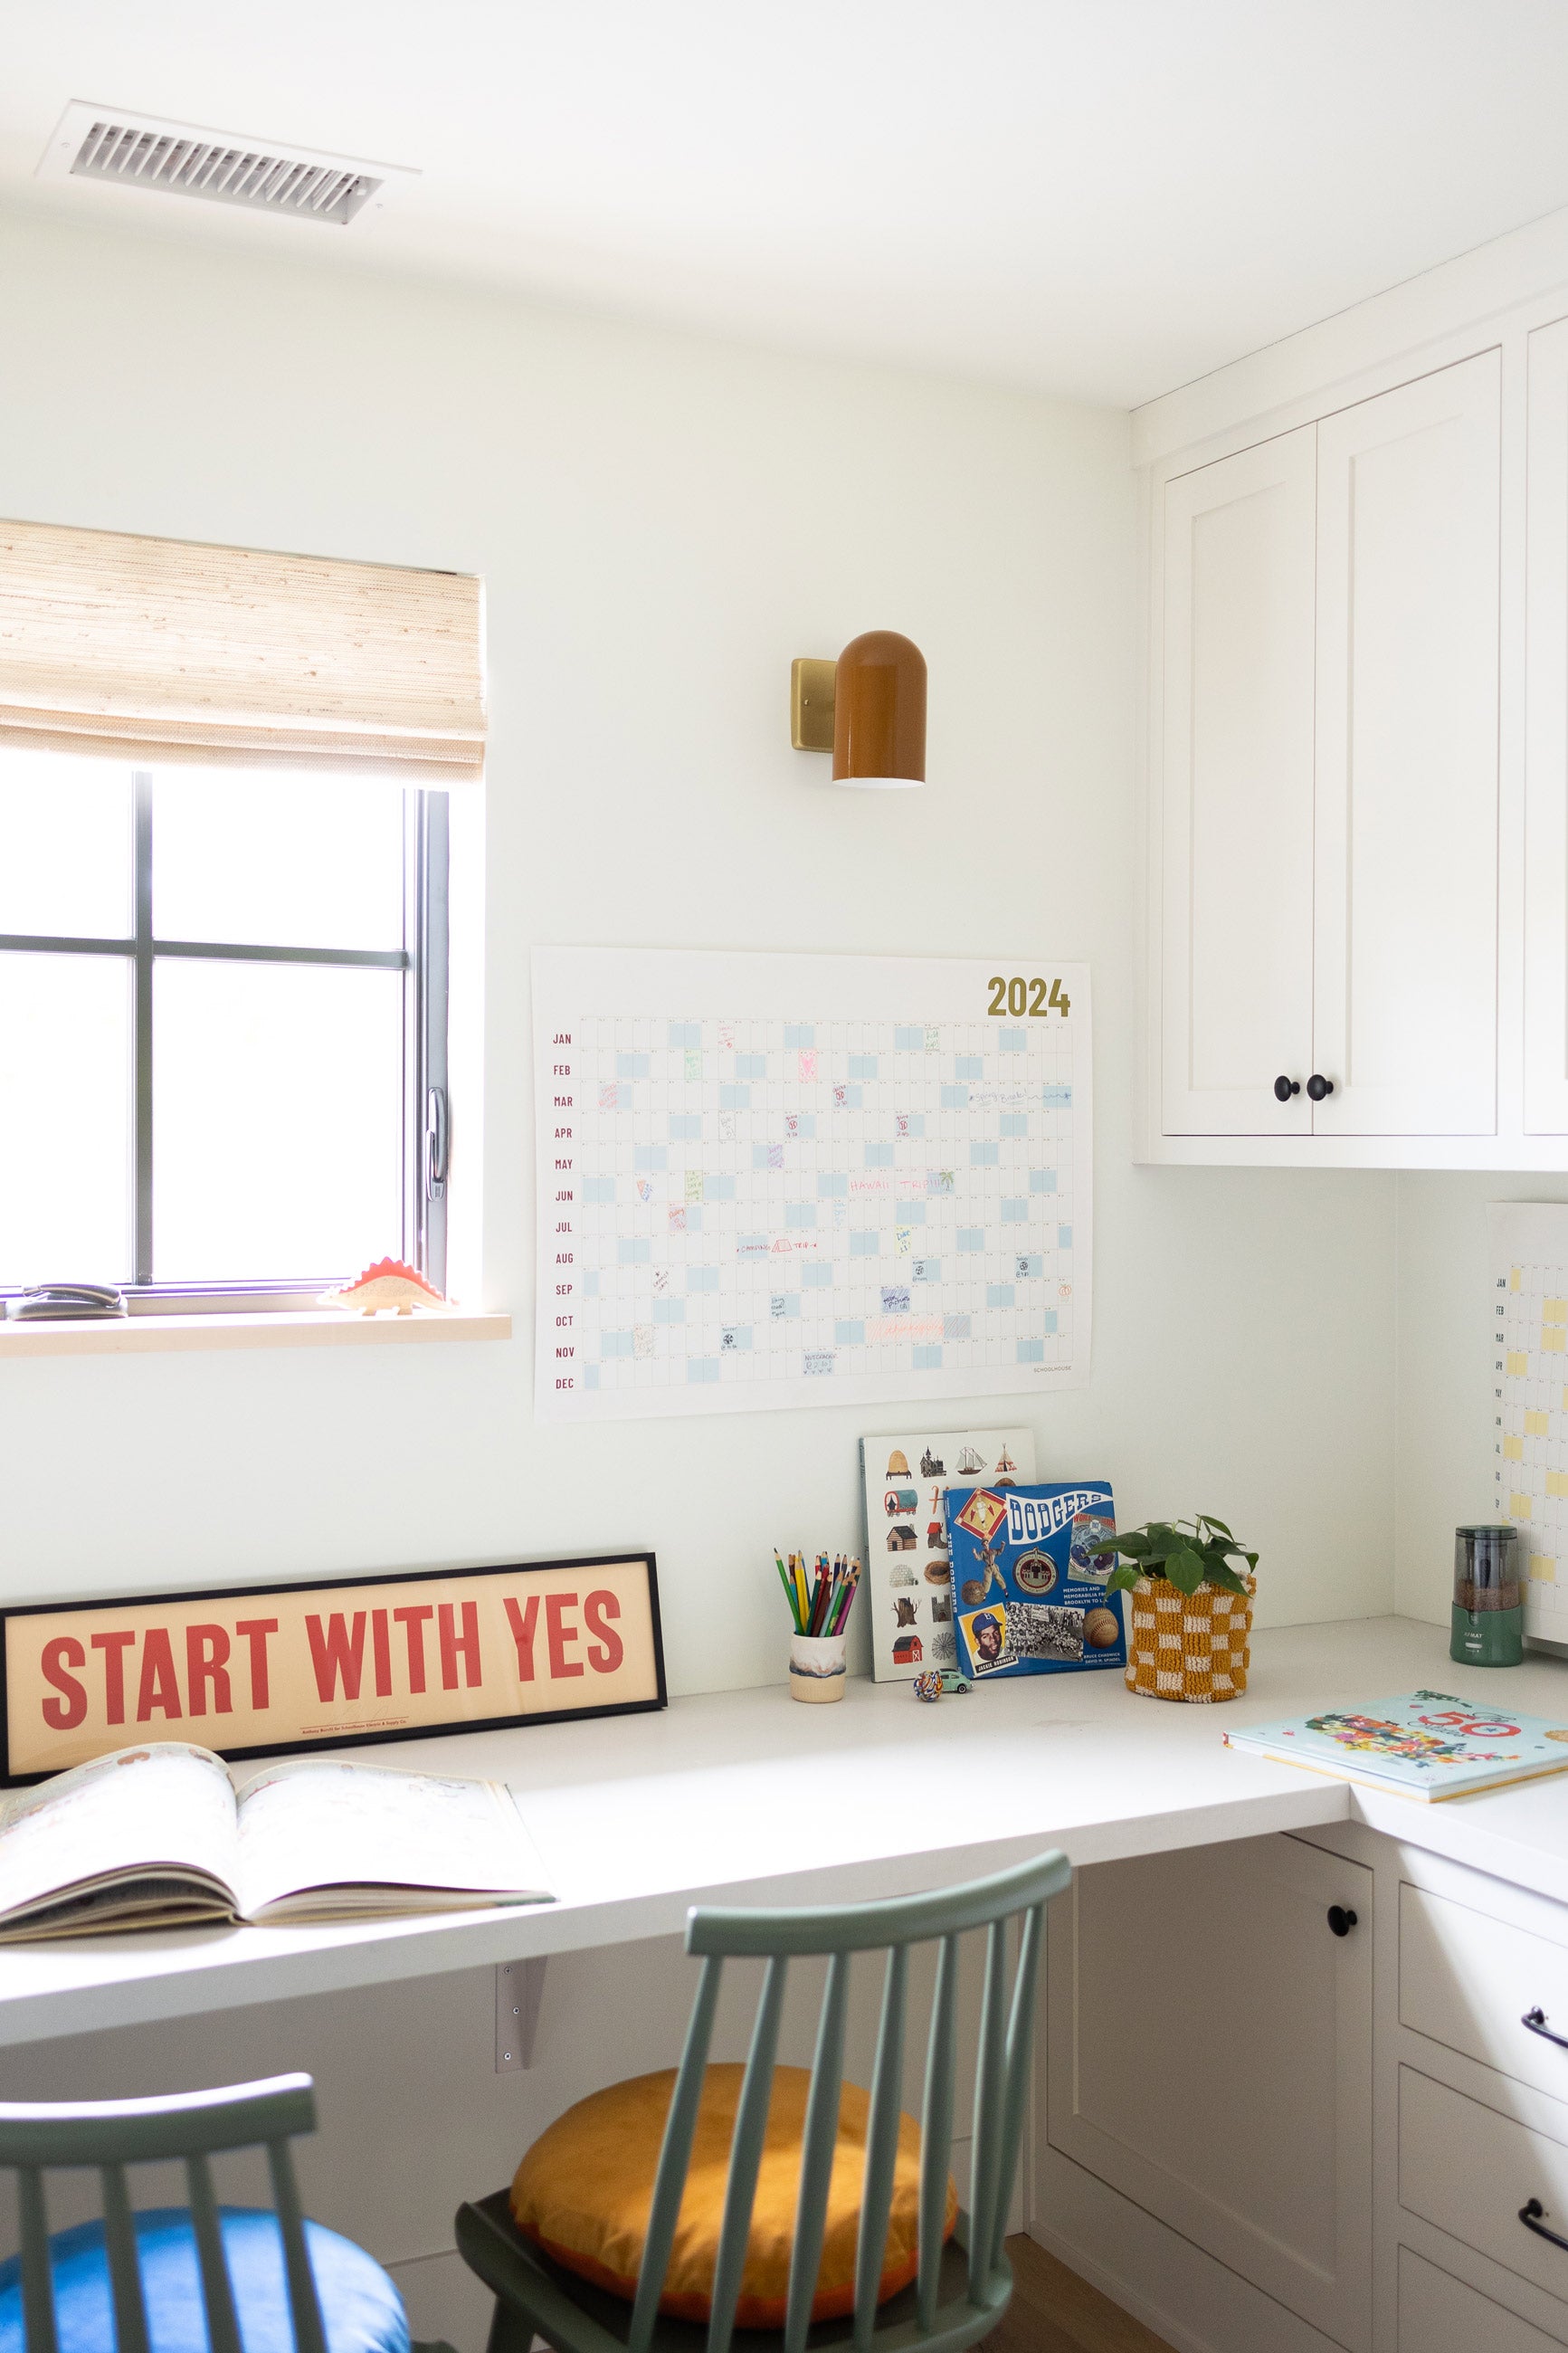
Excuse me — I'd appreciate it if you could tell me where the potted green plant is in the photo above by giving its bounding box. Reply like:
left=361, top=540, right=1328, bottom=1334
left=1105, top=1515, right=1259, bottom=1703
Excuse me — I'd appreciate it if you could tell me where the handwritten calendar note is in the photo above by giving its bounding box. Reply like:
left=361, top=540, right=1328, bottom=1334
left=535, top=948, right=1091, bottom=1423
left=1489, top=1202, right=1568, bottom=1644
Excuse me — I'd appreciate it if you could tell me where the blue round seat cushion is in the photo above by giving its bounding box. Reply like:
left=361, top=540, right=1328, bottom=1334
left=0, top=2207, right=408, bottom=2353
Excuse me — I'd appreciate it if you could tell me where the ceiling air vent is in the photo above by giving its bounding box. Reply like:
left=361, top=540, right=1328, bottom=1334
left=37, top=101, right=416, bottom=225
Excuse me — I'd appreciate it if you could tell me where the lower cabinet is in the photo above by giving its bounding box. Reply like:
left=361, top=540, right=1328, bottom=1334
left=1044, top=1833, right=1373, bottom=2351
left=1033, top=1831, right=1568, bottom=2352
left=1397, top=2246, right=1564, bottom=2353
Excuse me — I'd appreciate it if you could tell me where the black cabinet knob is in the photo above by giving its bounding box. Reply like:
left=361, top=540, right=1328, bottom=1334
left=1307, top=1074, right=1335, bottom=1101
left=1327, top=1905, right=1357, bottom=1938
left=1273, top=1075, right=1300, bottom=1102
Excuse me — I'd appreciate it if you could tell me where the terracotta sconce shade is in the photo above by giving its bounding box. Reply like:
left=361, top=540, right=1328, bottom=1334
left=832, top=631, right=927, bottom=788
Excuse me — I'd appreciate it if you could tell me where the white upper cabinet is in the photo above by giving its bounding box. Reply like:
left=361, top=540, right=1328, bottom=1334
left=1313, top=353, right=1501, bottom=1137
left=1151, top=348, right=1503, bottom=1153
left=1160, top=430, right=1316, bottom=1135
left=1526, top=318, right=1568, bottom=1134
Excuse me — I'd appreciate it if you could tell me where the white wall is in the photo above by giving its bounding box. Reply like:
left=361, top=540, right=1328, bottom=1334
left=0, top=208, right=1398, bottom=1670
left=1394, top=1174, right=1568, bottom=1624
left=0, top=206, right=1400, bottom=2339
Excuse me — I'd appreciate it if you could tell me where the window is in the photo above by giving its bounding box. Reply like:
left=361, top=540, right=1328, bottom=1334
left=0, top=753, right=449, bottom=1303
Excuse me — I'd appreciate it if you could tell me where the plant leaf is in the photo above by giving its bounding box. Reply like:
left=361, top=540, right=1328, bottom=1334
left=1105, top=1566, right=1140, bottom=1595
left=1204, top=1563, right=1250, bottom=1597
left=1166, top=1548, right=1207, bottom=1595
left=1199, top=1515, right=1234, bottom=1538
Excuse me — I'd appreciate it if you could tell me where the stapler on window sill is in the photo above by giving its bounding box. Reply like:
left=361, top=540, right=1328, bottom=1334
left=4, top=1283, right=128, bottom=1321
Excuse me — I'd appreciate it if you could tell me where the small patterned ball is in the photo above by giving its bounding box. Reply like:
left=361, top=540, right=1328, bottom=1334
left=1082, top=1607, right=1120, bottom=1649
left=912, top=1670, right=945, bottom=1702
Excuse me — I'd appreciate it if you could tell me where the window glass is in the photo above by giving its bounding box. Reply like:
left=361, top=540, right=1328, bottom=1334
left=0, top=755, right=131, bottom=938
left=153, top=960, right=404, bottom=1281
left=153, top=772, right=405, bottom=950
left=0, top=955, right=131, bottom=1285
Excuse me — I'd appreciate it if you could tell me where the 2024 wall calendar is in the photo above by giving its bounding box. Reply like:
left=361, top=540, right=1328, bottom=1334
left=1490, top=1200, right=1568, bottom=1648
left=535, top=948, right=1091, bottom=1422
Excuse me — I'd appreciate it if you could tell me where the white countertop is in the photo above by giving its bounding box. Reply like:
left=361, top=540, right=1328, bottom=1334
left=1, top=1614, right=1565, bottom=2049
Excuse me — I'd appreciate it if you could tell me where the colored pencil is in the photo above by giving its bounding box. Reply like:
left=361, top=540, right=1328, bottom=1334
left=774, top=1548, right=803, bottom=1633
left=772, top=1550, right=860, bottom=1638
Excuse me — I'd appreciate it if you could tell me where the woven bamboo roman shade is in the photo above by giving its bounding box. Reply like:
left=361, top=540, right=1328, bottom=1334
left=0, top=519, right=485, bottom=782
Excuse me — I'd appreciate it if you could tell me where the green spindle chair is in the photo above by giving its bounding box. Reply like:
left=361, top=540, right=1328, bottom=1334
left=456, top=1848, right=1071, bottom=2353
left=0, top=2072, right=448, bottom=2353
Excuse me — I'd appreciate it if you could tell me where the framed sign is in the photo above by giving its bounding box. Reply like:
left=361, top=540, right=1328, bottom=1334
left=0, top=1554, right=665, bottom=1784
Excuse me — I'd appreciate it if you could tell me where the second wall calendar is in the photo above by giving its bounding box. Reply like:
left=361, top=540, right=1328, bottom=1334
left=534, top=947, right=1091, bottom=1422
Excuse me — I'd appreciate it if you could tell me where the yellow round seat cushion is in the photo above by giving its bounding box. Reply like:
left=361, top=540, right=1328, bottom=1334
left=509, top=2063, right=958, bottom=2329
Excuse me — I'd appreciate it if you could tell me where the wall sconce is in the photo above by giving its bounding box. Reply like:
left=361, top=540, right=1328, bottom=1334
left=790, top=631, right=927, bottom=788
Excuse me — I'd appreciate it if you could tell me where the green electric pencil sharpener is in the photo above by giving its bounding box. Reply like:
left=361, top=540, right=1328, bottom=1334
left=1451, top=1524, right=1524, bottom=1667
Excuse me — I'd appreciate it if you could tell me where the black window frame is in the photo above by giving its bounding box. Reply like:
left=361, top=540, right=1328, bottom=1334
left=0, top=765, right=449, bottom=1308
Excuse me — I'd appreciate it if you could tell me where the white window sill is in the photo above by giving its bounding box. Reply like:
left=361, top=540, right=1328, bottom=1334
left=0, top=1309, right=511, bottom=1359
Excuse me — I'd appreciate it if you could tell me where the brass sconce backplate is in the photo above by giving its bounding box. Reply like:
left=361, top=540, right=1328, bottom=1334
left=790, top=658, right=837, bottom=753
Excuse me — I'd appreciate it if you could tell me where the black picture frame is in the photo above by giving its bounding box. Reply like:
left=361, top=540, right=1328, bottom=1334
left=0, top=1552, right=666, bottom=1785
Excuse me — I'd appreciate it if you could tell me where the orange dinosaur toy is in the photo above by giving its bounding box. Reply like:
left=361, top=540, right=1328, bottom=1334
left=320, top=1258, right=448, bottom=1315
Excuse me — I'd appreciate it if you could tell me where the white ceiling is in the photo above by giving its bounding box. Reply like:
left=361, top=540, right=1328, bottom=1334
left=5, top=1, right=1568, bottom=409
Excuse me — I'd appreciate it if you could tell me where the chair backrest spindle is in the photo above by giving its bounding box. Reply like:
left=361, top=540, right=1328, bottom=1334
left=628, top=1952, right=725, bottom=2353
left=986, top=1901, right=1045, bottom=2279
left=852, top=1945, right=908, bottom=2350
left=965, top=1919, right=1009, bottom=2304
left=706, top=1955, right=788, bottom=2353
left=916, top=1930, right=959, bottom=2332
left=184, top=2151, right=243, bottom=2353
left=16, top=2167, right=55, bottom=2353
left=98, top=2165, right=150, bottom=2353
left=783, top=1950, right=850, bottom=2353
left=265, top=2137, right=328, bottom=2353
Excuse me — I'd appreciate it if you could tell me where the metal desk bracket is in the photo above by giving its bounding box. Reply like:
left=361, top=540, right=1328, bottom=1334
left=495, top=1958, right=546, bottom=2072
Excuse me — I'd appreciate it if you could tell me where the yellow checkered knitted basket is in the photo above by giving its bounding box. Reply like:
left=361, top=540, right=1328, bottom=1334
left=1124, top=1574, right=1256, bottom=1704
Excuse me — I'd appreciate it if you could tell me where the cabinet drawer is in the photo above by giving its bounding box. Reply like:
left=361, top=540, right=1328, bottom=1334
left=1402, top=1882, right=1568, bottom=2102
left=1400, top=2244, right=1566, bottom=2351
left=1402, top=2067, right=1568, bottom=2309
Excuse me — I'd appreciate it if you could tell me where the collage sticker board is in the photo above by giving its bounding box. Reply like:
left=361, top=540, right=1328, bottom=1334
left=861, top=1428, right=1037, bottom=1682
left=535, top=948, right=1091, bottom=1423
left=1489, top=1202, right=1568, bottom=1647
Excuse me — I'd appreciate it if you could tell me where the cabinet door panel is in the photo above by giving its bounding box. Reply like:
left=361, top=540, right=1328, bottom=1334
left=1525, top=316, right=1568, bottom=1133
left=1160, top=431, right=1316, bottom=1134
left=1399, top=2245, right=1564, bottom=2353
left=1313, top=351, right=1501, bottom=1135
left=1046, top=1834, right=1373, bottom=2350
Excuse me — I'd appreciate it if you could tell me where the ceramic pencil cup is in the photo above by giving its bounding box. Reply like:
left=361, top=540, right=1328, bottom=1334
left=789, top=1632, right=848, bottom=1702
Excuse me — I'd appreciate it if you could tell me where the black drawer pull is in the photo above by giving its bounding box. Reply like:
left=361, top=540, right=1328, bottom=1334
left=1521, top=2198, right=1568, bottom=2252
left=1326, top=1905, right=1357, bottom=1938
left=1523, top=2007, right=1568, bottom=2052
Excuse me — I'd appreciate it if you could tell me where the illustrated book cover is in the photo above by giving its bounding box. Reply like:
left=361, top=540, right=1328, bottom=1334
left=946, top=1480, right=1124, bottom=1681
left=860, top=1429, right=1037, bottom=1682
left=1223, top=1689, right=1568, bottom=1800
left=0, top=1742, right=555, bottom=1940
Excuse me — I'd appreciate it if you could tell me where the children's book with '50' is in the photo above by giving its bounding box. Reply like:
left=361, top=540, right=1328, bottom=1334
left=1224, top=1689, right=1568, bottom=1800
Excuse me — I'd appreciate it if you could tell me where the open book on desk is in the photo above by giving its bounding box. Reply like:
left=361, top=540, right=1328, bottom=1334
left=0, top=1743, right=554, bottom=1941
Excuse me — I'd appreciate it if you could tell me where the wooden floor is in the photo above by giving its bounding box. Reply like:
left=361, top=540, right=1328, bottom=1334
left=984, top=2235, right=1175, bottom=2353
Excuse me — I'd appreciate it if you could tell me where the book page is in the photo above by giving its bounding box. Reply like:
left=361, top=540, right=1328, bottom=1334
left=0, top=1745, right=239, bottom=1921
left=233, top=1758, right=551, bottom=1919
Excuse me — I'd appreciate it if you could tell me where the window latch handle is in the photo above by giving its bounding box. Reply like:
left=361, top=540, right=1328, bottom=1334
left=425, top=1087, right=448, bottom=1202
